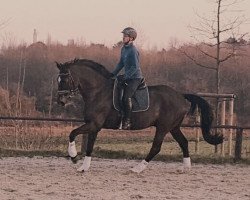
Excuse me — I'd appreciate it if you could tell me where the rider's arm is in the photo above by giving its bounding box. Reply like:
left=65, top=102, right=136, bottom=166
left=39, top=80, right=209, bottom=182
left=112, top=48, right=124, bottom=76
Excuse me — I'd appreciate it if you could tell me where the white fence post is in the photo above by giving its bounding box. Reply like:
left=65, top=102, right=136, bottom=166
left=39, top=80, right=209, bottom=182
left=220, top=99, right=226, bottom=156
left=228, top=98, right=234, bottom=156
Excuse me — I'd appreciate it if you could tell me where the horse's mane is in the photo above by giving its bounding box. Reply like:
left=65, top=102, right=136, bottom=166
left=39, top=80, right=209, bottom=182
left=62, top=58, right=111, bottom=78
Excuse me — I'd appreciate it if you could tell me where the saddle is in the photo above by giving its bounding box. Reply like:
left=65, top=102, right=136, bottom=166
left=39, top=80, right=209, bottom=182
left=113, top=76, right=149, bottom=112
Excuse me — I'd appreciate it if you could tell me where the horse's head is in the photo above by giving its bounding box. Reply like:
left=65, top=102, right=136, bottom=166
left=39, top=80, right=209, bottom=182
left=56, top=62, right=79, bottom=106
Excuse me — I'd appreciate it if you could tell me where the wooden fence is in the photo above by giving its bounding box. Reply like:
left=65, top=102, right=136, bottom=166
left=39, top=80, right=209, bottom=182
left=0, top=116, right=249, bottom=161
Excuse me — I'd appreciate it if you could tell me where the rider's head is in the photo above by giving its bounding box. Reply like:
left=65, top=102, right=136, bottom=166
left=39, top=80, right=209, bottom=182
left=121, top=27, right=137, bottom=45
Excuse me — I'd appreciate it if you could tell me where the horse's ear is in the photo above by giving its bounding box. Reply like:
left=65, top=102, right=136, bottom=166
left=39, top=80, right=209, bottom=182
left=55, top=61, right=61, bottom=70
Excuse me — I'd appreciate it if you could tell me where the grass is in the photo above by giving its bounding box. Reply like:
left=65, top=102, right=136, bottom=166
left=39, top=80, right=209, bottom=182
left=1, top=147, right=249, bottom=165
left=0, top=125, right=249, bottom=165
left=92, top=138, right=250, bottom=165
left=1, top=139, right=249, bottom=165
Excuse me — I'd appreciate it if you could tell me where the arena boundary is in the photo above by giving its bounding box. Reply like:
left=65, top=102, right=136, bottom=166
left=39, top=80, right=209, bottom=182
left=0, top=116, right=249, bottom=161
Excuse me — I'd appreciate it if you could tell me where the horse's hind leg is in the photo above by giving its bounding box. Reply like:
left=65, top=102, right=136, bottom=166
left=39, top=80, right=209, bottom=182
left=131, top=127, right=167, bottom=173
left=170, top=127, right=191, bottom=170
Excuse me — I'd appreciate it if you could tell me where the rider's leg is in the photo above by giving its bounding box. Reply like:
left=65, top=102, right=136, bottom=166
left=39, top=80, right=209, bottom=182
left=122, top=79, right=141, bottom=130
left=122, top=97, right=132, bottom=130
left=118, top=81, right=125, bottom=116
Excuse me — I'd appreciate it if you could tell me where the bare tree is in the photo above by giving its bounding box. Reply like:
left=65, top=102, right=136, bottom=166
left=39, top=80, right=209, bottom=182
left=179, top=0, right=248, bottom=123
left=180, top=0, right=248, bottom=94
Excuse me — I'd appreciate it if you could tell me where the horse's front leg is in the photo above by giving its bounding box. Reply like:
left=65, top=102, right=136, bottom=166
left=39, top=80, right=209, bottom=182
left=68, top=123, right=99, bottom=169
left=77, top=132, right=98, bottom=172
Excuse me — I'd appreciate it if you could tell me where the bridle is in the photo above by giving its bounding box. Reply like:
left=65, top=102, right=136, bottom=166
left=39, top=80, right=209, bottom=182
left=57, top=71, right=79, bottom=98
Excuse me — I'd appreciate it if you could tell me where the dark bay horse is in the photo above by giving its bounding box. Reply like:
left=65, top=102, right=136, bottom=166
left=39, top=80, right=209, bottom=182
left=56, top=59, right=223, bottom=173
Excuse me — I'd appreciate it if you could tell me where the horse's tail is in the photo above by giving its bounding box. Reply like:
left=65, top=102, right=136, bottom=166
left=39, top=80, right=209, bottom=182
left=184, top=94, right=223, bottom=145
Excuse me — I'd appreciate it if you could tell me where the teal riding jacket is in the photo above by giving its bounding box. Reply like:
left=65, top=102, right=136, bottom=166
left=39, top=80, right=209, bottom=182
left=112, top=43, right=143, bottom=80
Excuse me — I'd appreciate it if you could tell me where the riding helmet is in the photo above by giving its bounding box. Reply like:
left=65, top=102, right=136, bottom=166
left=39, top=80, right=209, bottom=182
left=121, top=27, right=137, bottom=40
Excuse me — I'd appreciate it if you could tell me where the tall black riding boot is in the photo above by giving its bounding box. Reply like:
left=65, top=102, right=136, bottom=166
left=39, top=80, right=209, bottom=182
left=122, top=98, right=132, bottom=130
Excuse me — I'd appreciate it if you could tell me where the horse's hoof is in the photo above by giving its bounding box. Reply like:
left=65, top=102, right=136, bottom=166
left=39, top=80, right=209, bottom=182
left=130, top=160, right=148, bottom=173
left=71, top=155, right=79, bottom=164
left=130, top=168, right=140, bottom=173
left=77, top=166, right=88, bottom=172
left=77, top=169, right=85, bottom=173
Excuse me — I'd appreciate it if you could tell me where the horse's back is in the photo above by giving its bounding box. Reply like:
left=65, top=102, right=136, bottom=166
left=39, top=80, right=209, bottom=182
left=148, top=85, right=189, bottom=116
left=105, top=84, right=189, bottom=130
left=148, top=85, right=185, bottom=102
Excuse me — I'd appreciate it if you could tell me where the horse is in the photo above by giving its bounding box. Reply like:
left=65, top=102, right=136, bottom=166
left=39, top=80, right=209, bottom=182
left=56, top=58, right=223, bottom=173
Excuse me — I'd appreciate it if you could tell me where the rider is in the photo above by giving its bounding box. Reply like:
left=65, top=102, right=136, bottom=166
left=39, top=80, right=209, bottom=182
left=111, top=27, right=143, bottom=130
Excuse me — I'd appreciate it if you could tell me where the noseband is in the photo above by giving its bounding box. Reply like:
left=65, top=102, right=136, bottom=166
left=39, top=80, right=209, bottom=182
left=57, top=72, right=79, bottom=97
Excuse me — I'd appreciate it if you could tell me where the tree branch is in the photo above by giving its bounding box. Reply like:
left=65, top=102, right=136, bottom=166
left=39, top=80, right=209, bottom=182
left=219, top=52, right=235, bottom=62
left=197, top=46, right=217, bottom=60
left=178, top=48, right=217, bottom=70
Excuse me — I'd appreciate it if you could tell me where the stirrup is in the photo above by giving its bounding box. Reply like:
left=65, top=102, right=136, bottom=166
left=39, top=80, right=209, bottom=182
left=122, top=120, right=131, bottom=130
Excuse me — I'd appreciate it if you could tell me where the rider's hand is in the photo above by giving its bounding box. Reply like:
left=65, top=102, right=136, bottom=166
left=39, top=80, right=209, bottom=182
left=110, top=73, right=116, bottom=79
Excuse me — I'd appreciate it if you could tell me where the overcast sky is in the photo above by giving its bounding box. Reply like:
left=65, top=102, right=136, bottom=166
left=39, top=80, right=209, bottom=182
left=0, top=0, right=249, bottom=49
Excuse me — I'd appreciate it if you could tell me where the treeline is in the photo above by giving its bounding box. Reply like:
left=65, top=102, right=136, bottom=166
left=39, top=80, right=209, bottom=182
left=0, top=41, right=249, bottom=125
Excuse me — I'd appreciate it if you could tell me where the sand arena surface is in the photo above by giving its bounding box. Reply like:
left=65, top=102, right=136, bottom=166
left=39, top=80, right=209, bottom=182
left=0, top=157, right=249, bottom=200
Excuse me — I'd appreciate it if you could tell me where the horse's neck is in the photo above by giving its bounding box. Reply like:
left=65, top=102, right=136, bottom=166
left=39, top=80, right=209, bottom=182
left=81, top=82, right=111, bottom=100
left=71, top=64, right=112, bottom=102
left=78, top=76, right=112, bottom=102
